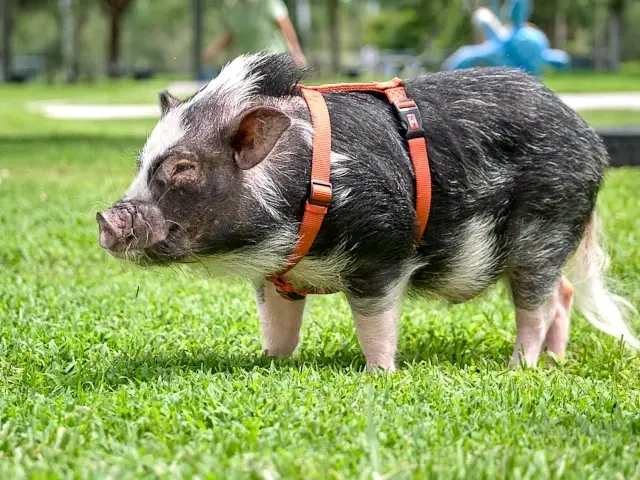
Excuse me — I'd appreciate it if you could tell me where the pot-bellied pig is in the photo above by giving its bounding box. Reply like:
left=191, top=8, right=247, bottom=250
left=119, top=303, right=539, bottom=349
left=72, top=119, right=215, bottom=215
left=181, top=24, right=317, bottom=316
left=97, top=53, right=638, bottom=371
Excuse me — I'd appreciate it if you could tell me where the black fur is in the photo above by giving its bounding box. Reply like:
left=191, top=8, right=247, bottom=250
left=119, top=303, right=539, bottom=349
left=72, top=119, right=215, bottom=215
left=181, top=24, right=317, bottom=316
left=250, top=52, right=308, bottom=98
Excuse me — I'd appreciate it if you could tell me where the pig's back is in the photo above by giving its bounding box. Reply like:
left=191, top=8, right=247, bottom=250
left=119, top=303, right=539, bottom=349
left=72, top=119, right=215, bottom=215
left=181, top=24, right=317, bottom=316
left=313, top=68, right=606, bottom=302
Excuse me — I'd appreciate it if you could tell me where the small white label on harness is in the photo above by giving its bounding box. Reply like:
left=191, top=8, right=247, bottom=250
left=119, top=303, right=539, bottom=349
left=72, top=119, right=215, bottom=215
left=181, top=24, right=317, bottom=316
left=407, top=113, right=419, bottom=131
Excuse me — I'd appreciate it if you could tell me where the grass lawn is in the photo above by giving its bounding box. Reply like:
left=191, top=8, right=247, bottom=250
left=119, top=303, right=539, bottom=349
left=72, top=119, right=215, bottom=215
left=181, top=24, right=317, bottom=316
left=579, top=110, right=640, bottom=127
left=1, top=80, right=640, bottom=478
left=543, top=63, right=640, bottom=93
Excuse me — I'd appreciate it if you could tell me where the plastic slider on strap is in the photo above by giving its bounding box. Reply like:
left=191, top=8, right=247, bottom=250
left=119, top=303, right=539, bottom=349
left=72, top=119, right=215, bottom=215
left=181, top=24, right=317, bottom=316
left=309, top=179, right=332, bottom=208
left=272, top=276, right=307, bottom=301
left=392, top=99, right=425, bottom=140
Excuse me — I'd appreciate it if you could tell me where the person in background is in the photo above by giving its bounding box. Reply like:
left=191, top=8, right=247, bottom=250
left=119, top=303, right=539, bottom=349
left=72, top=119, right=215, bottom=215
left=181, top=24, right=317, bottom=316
left=202, top=0, right=307, bottom=68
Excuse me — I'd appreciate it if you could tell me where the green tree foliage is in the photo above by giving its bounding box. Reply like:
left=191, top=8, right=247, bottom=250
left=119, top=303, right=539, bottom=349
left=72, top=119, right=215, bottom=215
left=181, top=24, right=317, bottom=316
left=363, top=0, right=473, bottom=53
left=363, top=9, right=424, bottom=51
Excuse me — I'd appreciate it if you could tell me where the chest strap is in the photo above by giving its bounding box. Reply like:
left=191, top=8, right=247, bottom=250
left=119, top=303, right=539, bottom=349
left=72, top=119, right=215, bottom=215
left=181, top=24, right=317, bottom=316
left=266, top=78, right=432, bottom=301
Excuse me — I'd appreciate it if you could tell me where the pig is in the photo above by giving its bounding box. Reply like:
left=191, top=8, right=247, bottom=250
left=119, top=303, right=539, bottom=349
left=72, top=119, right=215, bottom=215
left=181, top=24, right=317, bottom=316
left=97, top=52, right=639, bottom=371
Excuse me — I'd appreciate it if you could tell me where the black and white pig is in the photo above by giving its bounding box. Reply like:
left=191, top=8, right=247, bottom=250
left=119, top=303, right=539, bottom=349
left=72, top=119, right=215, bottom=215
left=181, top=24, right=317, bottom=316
left=97, top=53, right=638, bottom=370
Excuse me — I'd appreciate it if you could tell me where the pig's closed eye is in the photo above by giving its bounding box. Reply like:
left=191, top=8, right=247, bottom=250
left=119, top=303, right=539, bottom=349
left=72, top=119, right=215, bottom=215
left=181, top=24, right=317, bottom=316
left=174, top=163, right=193, bottom=174
left=171, top=161, right=196, bottom=178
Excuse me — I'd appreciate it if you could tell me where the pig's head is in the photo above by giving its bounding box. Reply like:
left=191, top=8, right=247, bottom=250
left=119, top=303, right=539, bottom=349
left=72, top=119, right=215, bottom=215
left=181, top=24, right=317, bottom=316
left=97, top=54, right=312, bottom=277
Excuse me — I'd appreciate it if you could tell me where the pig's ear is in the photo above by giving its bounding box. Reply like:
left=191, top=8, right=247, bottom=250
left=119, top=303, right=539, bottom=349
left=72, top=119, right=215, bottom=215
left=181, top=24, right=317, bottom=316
left=158, top=90, right=181, bottom=116
left=231, top=107, right=292, bottom=170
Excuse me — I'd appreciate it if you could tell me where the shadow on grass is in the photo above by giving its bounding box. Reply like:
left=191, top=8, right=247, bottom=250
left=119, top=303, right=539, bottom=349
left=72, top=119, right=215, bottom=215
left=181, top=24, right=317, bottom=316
left=77, top=330, right=513, bottom=389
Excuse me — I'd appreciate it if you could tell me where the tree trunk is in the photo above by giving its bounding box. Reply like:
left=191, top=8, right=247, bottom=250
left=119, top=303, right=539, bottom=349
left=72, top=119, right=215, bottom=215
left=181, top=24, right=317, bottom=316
left=608, top=11, right=621, bottom=71
left=593, top=4, right=607, bottom=71
left=192, top=0, right=203, bottom=80
left=607, top=0, right=624, bottom=71
left=107, top=11, right=122, bottom=77
left=296, top=0, right=312, bottom=56
left=59, top=0, right=76, bottom=83
left=554, top=11, right=567, bottom=50
left=1, top=0, right=12, bottom=81
left=101, top=0, right=133, bottom=78
left=72, top=1, right=90, bottom=81
left=327, top=0, right=340, bottom=74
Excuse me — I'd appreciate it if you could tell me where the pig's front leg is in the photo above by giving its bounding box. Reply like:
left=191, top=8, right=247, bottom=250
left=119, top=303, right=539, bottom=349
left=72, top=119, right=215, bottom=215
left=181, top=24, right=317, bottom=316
left=348, top=297, right=400, bottom=372
left=255, top=281, right=306, bottom=357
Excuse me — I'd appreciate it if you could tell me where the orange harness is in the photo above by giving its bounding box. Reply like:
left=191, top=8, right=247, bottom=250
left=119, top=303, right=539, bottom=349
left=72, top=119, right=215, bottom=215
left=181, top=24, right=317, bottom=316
left=266, top=78, right=432, bottom=300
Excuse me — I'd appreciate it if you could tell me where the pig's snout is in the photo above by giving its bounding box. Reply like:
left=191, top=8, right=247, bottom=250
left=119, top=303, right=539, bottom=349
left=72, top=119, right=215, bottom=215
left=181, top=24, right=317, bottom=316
left=96, top=202, right=168, bottom=253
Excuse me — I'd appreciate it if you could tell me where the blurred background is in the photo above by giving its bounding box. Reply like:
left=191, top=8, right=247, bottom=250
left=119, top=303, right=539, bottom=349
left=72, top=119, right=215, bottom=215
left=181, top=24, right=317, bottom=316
left=1, top=0, right=640, bottom=84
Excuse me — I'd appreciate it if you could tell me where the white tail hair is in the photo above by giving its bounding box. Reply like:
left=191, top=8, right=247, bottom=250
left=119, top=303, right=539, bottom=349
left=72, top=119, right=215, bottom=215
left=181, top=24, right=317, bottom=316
left=566, top=213, right=640, bottom=348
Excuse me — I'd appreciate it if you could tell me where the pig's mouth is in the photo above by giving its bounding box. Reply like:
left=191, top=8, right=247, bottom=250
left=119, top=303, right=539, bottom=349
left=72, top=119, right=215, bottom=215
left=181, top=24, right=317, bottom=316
left=127, top=226, right=197, bottom=266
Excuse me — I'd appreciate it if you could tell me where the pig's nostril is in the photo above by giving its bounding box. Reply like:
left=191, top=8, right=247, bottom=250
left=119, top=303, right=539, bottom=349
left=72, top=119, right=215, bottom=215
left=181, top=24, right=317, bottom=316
left=97, top=212, right=120, bottom=251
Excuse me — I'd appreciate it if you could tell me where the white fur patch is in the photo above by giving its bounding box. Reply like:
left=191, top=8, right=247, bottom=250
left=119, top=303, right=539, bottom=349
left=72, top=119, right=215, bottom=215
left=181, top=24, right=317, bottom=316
left=189, top=54, right=265, bottom=112
left=197, top=229, right=296, bottom=280
left=438, top=215, right=498, bottom=302
left=348, top=258, right=424, bottom=315
left=331, top=152, right=351, bottom=179
left=243, top=153, right=291, bottom=221
left=194, top=229, right=354, bottom=294
left=127, top=105, right=188, bottom=201
left=286, top=242, right=356, bottom=293
left=330, top=152, right=353, bottom=207
left=294, top=118, right=313, bottom=146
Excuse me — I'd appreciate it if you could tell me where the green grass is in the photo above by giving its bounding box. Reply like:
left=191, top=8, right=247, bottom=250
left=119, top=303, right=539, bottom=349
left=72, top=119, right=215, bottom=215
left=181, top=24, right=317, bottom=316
left=579, top=110, right=640, bottom=127
left=543, top=66, right=640, bottom=93
left=1, top=81, right=640, bottom=479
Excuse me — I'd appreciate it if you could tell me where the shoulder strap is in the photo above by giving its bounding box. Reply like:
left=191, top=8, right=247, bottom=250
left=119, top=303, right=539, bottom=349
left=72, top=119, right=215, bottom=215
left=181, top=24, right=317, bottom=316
left=383, top=86, right=431, bottom=243
left=267, top=87, right=332, bottom=300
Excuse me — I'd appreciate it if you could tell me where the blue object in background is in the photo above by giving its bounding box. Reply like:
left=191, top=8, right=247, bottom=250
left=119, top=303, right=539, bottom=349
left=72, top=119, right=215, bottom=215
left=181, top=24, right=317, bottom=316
left=442, top=0, right=570, bottom=76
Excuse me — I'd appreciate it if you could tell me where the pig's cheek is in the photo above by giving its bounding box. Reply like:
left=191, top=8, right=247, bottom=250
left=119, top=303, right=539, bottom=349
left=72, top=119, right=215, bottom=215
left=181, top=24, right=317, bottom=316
left=149, top=225, right=169, bottom=245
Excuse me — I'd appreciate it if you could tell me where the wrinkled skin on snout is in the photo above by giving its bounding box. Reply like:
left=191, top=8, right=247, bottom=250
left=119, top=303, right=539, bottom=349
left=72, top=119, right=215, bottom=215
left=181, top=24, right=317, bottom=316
left=97, top=201, right=167, bottom=254
left=96, top=92, right=296, bottom=265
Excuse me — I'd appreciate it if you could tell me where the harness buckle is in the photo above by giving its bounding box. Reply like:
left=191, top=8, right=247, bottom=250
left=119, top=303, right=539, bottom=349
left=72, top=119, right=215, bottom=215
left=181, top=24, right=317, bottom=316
left=392, top=99, right=425, bottom=140
left=309, top=179, right=333, bottom=208
left=272, top=276, right=307, bottom=301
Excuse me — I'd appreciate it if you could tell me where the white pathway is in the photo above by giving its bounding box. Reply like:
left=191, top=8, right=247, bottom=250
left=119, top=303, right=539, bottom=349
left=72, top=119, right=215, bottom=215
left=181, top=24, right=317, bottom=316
left=560, top=93, right=640, bottom=111
left=27, top=87, right=640, bottom=121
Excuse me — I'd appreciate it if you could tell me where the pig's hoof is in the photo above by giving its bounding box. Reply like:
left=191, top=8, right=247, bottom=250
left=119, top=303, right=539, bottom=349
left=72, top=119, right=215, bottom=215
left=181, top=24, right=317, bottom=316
left=261, top=348, right=293, bottom=358
left=365, top=362, right=396, bottom=374
left=543, top=351, right=566, bottom=367
left=508, top=356, right=539, bottom=369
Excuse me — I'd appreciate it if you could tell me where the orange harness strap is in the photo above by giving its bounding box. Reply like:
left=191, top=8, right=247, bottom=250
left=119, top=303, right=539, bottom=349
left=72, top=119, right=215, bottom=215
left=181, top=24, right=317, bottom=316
left=267, top=78, right=432, bottom=301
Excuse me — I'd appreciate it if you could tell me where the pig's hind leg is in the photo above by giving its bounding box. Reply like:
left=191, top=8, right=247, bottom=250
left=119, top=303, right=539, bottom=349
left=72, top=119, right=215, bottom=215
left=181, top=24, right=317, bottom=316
left=507, top=214, right=579, bottom=365
left=509, top=275, right=574, bottom=366
left=255, top=281, right=306, bottom=357
left=507, top=223, right=579, bottom=366
left=544, top=276, right=574, bottom=360
left=508, top=256, right=573, bottom=366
